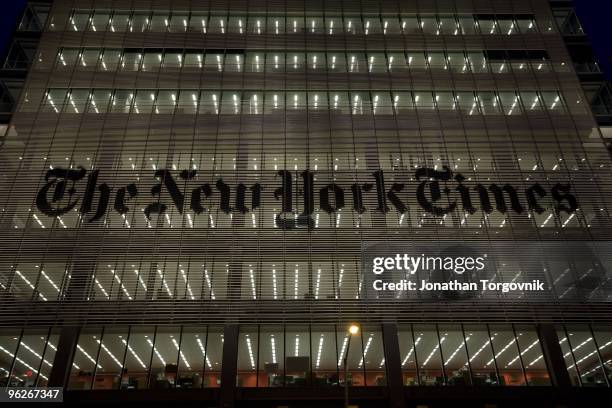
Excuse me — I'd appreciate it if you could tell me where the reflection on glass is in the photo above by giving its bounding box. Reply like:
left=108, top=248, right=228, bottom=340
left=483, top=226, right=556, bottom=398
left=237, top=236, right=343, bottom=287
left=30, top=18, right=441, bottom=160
left=398, top=326, right=419, bottom=385
left=464, top=326, right=499, bottom=386
left=312, top=326, right=338, bottom=387
left=68, top=328, right=102, bottom=390
left=285, top=327, right=311, bottom=386
left=440, top=325, right=470, bottom=385
left=565, top=327, right=607, bottom=386
left=60, top=11, right=546, bottom=38
left=489, top=326, right=526, bottom=386
left=120, top=327, right=153, bottom=389
left=414, top=325, right=445, bottom=385
left=5, top=330, right=56, bottom=387
left=149, top=328, right=181, bottom=389
left=237, top=327, right=257, bottom=387
left=93, top=327, right=128, bottom=390
left=514, top=326, right=550, bottom=385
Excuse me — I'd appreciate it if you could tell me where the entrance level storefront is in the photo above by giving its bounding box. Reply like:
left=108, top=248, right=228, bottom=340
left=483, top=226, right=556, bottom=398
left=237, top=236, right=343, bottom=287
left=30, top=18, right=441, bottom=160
left=3, top=322, right=611, bottom=406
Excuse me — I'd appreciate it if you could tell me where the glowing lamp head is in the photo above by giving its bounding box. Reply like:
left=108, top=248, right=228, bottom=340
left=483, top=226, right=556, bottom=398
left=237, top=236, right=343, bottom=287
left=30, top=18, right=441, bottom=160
left=348, top=325, right=359, bottom=335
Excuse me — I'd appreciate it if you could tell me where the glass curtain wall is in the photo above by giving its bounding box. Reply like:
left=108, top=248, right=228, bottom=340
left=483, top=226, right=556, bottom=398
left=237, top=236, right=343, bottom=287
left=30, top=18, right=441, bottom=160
left=31, top=88, right=568, bottom=117
left=0, top=328, right=58, bottom=387
left=56, top=11, right=545, bottom=37
left=398, top=324, right=551, bottom=386
left=67, top=326, right=223, bottom=390
left=1, top=324, right=609, bottom=390
left=237, top=324, right=385, bottom=387
left=50, top=48, right=562, bottom=75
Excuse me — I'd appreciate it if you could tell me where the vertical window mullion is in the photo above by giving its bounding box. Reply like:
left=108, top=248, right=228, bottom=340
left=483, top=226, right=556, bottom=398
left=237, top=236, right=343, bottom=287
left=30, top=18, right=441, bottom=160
left=117, top=325, right=132, bottom=390
left=34, top=327, right=52, bottom=386
left=360, top=326, right=367, bottom=385
left=173, top=325, right=183, bottom=388
left=7, top=329, right=24, bottom=387
left=255, top=325, right=260, bottom=387
left=563, top=325, right=583, bottom=386
left=283, top=325, right=286, bottom=387
left=145, top=326, right=157, bottom=388
left=410, top=324, right=421, bottom=385
left=512, top=324, right=529, bottom=386
left=334, top=324, right=340, bottom=381
left=201, top=325, right=209, bottom=388
left=309, top=324, right=314, bottom=385
left=486, top=324, right=501, bottom=385
left=460, top=324, right=474, bottom=385
left=435, top=324, right=448, bottom=385
left=90, top=326, right=105, bottom=390
left=588, top=324, right=611, bottom=387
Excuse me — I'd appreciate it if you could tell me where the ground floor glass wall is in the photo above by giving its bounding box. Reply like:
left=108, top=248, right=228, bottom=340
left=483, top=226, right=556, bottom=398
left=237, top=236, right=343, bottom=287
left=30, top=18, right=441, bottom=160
left=67, top=326, right=223, bottom=390
left=0, top=328, right=58, bottom=387
left=2, top=324, right=612, bottom=389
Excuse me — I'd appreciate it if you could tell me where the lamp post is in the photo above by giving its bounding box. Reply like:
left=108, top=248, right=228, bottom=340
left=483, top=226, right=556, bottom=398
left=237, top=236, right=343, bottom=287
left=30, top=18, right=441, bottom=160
left=344, top=324, right=359, bottom=408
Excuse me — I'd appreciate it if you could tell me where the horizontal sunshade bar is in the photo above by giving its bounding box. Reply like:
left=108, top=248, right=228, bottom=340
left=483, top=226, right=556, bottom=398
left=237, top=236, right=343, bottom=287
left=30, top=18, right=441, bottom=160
left=55, top=48, right=558, bottom=75
left=38, top=89, right=566, bottom=116
left=57, top=10, right=543, bottom=36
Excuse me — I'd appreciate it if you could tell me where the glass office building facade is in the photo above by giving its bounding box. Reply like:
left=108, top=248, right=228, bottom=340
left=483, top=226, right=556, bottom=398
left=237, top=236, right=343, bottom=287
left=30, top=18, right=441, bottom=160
left=0, top=0, right=611, bottom=406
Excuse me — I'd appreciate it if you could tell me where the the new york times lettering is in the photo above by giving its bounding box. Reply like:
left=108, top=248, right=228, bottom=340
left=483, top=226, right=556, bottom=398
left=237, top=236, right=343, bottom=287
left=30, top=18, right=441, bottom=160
left=35, top=165, right=578, bottom=228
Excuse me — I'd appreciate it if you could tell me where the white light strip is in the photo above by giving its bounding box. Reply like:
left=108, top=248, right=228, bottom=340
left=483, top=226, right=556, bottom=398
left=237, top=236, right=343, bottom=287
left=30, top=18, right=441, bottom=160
left=315, top=269, right=321, bottom=299
left=563, top=337, right=592, bottom=358
left=0, top=345, right=48, bottom=380
left=40, top=270, right=60, bottom=292
left=96, top=340, right=122, bottom=368
left=15, top=270, right=35, bottom=290
left=315, top=335, right=324, bottom=368
left=249, top=268, right=256, bottom=299
left=94, top=277, right=110, bottom=299
left=486, top=338, right=516, bottom=366
left=110, top=268, right=132, bottom=300
left=146, top=338, right=166, bottom=365
left=246, top=335, right=255, bottom=369
left=573, top=339, right=612, bottom=368
left=580, top=356, right=612, bottom=377
left=77, top=344, right=103, bottom=369
left=338, top=336, right=349, bottom=367
left=402, top=336, right=421, bottom=366
left=32, top=213, right=45, bottom=228
left=469, top=338, right=492, bottom=362
left=506, top=339, right=539, bottom=367
left=172, top=337, right=191, bottom=369
left=134, top=269, right=147, bottom=292
left=540, top=213, right=553, bottom=228
left=358, top=334, right=374, bottom=367
left=422, top=336, right=446, bottom=366
left=157, top=269, right=172, bottom=297
left=272, top=269, right=278, bottom=300
left=294, top=335, right=300, bottom=356
left=204, top=269, right=215, bottom=300
left=271, top=335, right=277, bottom=364
left=528, top=355, right=543, bottom=367
left=196, top=337, right=213, bottom=369
left=57, top=215, right=67, bottom=228
left=562, top=213, right=575, bottom=228
left=121, top=339, right=146, bottom=368
left=19, top=342, right=52, bottom=367
left=444, top=336, right=470, bottom=366
left=187, top=213, right=193, bottom=228
left=180, top=269, right=195, bottom=300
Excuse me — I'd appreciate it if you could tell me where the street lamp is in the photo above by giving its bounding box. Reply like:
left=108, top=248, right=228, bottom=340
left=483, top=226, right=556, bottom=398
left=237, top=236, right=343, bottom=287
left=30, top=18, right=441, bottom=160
left=344, top=324, right=359, bottom=408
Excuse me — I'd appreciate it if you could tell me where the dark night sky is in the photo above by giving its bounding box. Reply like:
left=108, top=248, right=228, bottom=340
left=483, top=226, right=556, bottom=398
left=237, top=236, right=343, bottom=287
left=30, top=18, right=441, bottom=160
left=0, top=1, right=611, bottom=79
